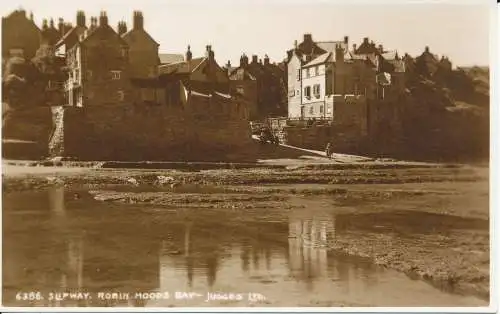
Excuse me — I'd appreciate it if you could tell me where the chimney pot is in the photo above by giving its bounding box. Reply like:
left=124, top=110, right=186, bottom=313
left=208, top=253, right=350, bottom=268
left=425, top=46, right=429, bottom=53
left=344, top=36, right=349, bottom=44
left=117, top=21, right=127, bottom=35
left=99, top=11, right=108, bottom=26
left=133, top=10, right=144, bottom=29
left=186, top=45, right=192, bottom=61
left=353, top=43, right=357, bottom=52
left=42, top=19, right=48, bottom=30
left=363, top=37, right=369, bottom=44
left=264, top=54, right=270, bottom=65
left=76, top=10, right=86, bottom=27
left=252, top=55, right=258, bottom=64
left=304, top=33, right=312, bottom=43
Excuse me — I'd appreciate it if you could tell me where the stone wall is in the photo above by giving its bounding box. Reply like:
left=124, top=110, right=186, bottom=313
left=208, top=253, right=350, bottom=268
left=49, top=97, right=253, bottom=161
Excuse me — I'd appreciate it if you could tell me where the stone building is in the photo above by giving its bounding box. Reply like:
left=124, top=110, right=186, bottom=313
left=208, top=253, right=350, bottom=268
left=228, top=54, right=286, bottom=120
left=2, top=9, right=41, bottom=60
left=121, top=11, right=159, bottom=78
left=133, top=45, right=232, bottom=107
left=60, top=11, right=132, bottom=107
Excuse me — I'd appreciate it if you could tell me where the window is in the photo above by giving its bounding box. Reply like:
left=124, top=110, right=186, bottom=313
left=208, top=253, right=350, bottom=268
left=320, top=105, right=324, bottom=114
left=121, top=48, right=127, bottom=58
left=296, top=89, right=300, bottom=97
left=237, top=86, right=245, bottom=95
left=117, top=90, right=125, bottom=101
left=309, top=106, right=314, bottom=115
left=288, top=89, right=295, bottom=97
left=315, top=66, right=319, bottom=76
left=9, top=48, right=24, bottom=57
left=74, top=69, right=80, bottom=82
left=306, top=68, right=310, bottom=78
left=296, top=69, right=300, bottom=81
left=111, top=71, right=121, bottom=80
left=313, top=84, right=321, bottom=98
left=304, top=86, right=311, bottom=99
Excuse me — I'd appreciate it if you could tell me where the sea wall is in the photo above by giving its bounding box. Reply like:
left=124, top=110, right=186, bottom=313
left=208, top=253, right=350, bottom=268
left=49, top=98, right=253, bottom=161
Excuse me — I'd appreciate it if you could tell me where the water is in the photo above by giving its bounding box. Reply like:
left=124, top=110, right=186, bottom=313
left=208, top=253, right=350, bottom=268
left=2, top=187, right=486, bottom=307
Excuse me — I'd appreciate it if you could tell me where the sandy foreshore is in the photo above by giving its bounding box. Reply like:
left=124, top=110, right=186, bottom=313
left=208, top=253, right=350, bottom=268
left=2, top=159, right=490, bottom=302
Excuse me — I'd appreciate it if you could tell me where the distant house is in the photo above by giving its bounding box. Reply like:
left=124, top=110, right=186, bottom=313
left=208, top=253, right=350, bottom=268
left=121, top=11, right=160, bottom=78
left=133, top=45, right=232, bottom=107
left=54, top=11, right=88, bottom=58
left=2, top=9, right=41, bottom=60
left=228, top=54, right=286, bottom=120
left=64, top=11, right=131, bottom=107
left=286, top=33, right=406, bottom=121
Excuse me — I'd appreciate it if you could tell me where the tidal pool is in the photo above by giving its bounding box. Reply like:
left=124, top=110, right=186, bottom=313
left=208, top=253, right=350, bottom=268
left=2, top=187, right=487, bottom=307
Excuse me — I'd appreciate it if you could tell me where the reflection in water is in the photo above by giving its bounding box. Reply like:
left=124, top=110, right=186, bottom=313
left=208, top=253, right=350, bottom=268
left=2, top=188, right=487, bottom=307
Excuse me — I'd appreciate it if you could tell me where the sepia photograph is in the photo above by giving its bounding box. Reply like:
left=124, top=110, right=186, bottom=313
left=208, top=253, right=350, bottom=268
left=0, top=0, right=496, bottom=310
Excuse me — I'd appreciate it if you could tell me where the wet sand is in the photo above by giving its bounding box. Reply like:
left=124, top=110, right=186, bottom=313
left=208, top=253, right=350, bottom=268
left=2, top=161, right=489, bottom=306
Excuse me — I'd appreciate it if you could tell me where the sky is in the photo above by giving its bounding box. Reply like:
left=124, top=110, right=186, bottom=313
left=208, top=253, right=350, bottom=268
left=1, top=0, right=495, bottom=67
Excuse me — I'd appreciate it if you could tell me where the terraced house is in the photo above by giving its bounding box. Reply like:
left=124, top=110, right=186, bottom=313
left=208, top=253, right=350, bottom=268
left=286, top=34, right=406, bottom=125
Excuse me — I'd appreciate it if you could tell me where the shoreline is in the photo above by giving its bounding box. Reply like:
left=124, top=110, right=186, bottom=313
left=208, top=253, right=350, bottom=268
left=1, top=162, right=490, bottom=302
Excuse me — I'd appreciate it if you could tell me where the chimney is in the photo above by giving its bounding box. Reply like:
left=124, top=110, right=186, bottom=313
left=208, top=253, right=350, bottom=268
left=294, top=40, right=298, bottom=49
left=226, top=60, right=231, bottom=69
left=378, top=44, right=383, bottom=53
left=335, top=43, right=344, bottom=63
left=344, top=36, right=349, bottom=45
left=209, top=47, right=214, bottom=60
left=303, top=33, right=312, bottom=43
left=29, top=11, right=33, bottom=21
left=264, top=54, right=270, bottom=65
left=99, top=11, right=108, bottom=27
left=352, top=43, right=357, bottom=52
left=133, top=11, right=144, bottom=30
left=363, top=37, right=369, bottom=44
left=117, top=21, right=127, bottom=35
left=287, top=50, right=293, bottom=60
left=90, top=17, right=97, bottom=30
left=57, top=18, right=64, bottom=35
left=425, top=46, right=429, bottom=53
left=251, top=55, right=258, bottom=64
left=42, top=19, right=48, bottom=30
left=49, top=18, right=55, bottom=29
left=205, top=45, right=211, bottom=58
left=240, top=54, right=248, bottom=67
left=76, top=10, right=86, bottom=27
left=186, top=45, right=192, bottom=61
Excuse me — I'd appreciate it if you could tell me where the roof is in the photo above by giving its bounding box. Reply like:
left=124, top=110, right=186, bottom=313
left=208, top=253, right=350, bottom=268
left=79, top=25, right=128, bottom=47
left=55, top=25, right=86, bottom=48
left=2, top=9, right=41, bottom=32
left=158, top=57, right=206, bottom=75
left=229, top=67, right=256, bottom=80
left=381, top=50, right=398, bottom=61
left=159, top=53, right=184, bottom=64
left=316, top=41, right=347, bottom=54
left=122, top=28, right=159, bottom=47
left=303, top=52, right=332, bottom=67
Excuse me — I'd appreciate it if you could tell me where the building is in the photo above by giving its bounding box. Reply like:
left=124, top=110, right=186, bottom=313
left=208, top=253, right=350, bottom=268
left=228, top=54, right=286, bottom=120
left=121, top=11, right=159, bottom=78
left=286, top=34, right=405, bottom=122
left=60, top=11, right=132, bottom=107
left=2, top=9, right=41, bottom=60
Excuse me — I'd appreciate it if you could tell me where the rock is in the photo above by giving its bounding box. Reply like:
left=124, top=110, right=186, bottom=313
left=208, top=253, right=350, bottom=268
left=125, top=177, right=139, bottom=185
